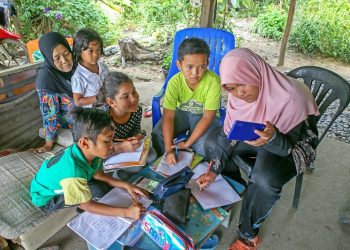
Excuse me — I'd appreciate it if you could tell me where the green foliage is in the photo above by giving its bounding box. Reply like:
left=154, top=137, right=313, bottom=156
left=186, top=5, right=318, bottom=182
left=161, top=52, right=173, bottom=70
left=252, top=5, right=287, bottom=39
left=238, top=0, right=289, bottom=17
left=16, top=0, right=119, bottom=45
left=290, top=0, right=350, bottom=63
left=118, top=0, right=199, bottom=42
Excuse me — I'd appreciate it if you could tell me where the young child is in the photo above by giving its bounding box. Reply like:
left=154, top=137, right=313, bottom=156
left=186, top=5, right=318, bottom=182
left=104, top=71, right=157, bottom=178
left=30, top=108, right=147, bottom=219
left=72, top=28, right=109, bottom=108
left=152, top=38, right=221, bottom=164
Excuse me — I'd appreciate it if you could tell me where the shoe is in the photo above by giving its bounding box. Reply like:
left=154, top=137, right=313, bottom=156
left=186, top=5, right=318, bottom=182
left=228, top=236, right=261, bottom=250
left=143, top=106, right=152, bottom=117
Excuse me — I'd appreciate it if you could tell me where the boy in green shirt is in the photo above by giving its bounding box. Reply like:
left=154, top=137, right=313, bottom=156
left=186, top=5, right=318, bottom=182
left=152, top=38, right=221, bottom=164
left=30, top=108, right=147, bottom=219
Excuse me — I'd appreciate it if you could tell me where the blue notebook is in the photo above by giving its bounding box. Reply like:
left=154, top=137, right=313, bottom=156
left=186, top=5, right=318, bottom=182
left=227, top=120, right=265, bottom=141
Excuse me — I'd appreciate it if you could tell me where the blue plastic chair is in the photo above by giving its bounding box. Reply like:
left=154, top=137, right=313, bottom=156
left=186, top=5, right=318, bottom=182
left=151, top=28, right=235, bottom=128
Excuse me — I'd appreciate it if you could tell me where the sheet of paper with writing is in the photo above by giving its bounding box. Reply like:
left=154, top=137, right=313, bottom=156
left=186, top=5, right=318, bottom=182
left=187, top=177, right=241, bottom=210
left=67, top=187, right=152, bottom=250
left=156, top=151, right=194, bottom=176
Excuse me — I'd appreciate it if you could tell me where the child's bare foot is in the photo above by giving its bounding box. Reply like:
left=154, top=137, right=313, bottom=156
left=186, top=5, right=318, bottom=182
left=31, top=141, right=54, bottom=153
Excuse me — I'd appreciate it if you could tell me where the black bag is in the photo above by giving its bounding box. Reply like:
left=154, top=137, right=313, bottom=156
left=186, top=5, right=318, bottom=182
left=162, top=188, right=191, bottom=224
left=152, top=166, right=194, bottom=201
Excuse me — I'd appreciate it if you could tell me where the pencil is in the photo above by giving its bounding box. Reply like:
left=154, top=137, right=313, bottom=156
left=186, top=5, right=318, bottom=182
left=131, top=197, right=141, bottom=205
left=205, top=160, right=214, bottom=178
left=175, top=145, right=178, bottom=161
left=114, top=138, right=134, bottom=142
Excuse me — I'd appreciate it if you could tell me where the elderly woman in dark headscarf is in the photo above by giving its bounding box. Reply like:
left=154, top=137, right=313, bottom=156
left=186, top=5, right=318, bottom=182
left=33, top=32, right=75, bottom=153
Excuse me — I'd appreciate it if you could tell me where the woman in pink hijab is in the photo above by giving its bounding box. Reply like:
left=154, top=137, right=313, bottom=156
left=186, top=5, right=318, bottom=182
left=196, top=48, right=319, bottom=249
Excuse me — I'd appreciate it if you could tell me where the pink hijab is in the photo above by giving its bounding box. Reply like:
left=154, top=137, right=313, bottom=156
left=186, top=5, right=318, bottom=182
left=220, top=48, right=319, bottom=135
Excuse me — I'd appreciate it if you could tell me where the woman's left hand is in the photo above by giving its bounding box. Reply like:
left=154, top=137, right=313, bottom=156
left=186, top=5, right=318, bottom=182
left=245, top=121, right=275, bottom=147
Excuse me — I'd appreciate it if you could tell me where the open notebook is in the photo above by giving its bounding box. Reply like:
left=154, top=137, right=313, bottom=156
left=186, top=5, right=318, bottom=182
left=155, top=151, right=194, bottom=176
left=67, top=187, right=152, bottom=250
left=186, top=162, right=241, bottom=210
left=103, top=138, right=150, bottom=172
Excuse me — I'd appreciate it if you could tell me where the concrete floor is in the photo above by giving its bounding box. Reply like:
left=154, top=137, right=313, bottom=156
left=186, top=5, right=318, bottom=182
left=39, top=136, right=350, bottom=250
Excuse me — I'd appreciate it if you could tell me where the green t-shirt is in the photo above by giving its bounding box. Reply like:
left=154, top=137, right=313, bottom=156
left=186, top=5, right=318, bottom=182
left=30, top=144, right=103, bottom=207
left=163, top=70, right=221, bottom=114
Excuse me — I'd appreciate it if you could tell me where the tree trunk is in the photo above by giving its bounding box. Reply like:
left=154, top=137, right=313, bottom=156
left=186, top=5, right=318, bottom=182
left=277, top=0, right=296, bottom=66
left=200, top=0, right=216, bottom=27
left=118, top=37, right=161, bottom=67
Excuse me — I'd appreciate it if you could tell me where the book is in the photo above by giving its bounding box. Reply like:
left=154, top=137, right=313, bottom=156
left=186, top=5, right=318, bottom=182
left=67, top=187, right=152, bottom=250
left=134, top=177, right=159, bottom=194
left=103, top=138, right=151, bottom=172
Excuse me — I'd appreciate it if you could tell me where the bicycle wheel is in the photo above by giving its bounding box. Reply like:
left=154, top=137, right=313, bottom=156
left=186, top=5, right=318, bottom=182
left=0, top=38, right=29, bottom=69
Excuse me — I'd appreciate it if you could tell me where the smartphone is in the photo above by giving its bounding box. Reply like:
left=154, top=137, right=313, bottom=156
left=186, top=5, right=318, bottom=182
left=227, top=120, right=266, bottom=141
left=173, top=130, right=190, bottom=144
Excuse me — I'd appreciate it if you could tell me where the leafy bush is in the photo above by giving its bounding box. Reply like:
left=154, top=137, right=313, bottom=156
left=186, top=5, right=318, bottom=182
left=17, top=0, right=119, bottom=45
left=252, top=5, right=287, bottom=39
left=290, top=0, right=350, bottom=63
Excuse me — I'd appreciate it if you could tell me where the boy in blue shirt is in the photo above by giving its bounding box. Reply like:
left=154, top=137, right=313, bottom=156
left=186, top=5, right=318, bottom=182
left=30, top=108, right=147, bottom=219
left=152, top=38, right=221, bottom=164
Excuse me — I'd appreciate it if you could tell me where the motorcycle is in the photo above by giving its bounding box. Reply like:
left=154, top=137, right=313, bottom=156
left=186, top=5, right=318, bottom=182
left=0, top=28, right=29, bottom=69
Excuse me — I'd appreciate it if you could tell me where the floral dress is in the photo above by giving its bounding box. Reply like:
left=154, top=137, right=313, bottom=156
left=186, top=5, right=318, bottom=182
left=37, top=90, right=74, bottom=142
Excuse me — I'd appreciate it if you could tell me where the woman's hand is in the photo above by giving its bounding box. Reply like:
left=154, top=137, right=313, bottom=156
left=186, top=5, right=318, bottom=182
left=245, top=121, right=275, bottom=147
left=196, top=172, right=217, bottom=190
left=165, top=150, right=177, bottom=165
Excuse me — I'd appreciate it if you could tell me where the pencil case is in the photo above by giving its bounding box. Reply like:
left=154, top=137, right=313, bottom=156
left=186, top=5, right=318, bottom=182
left=141, top=208, right=195, bottom=250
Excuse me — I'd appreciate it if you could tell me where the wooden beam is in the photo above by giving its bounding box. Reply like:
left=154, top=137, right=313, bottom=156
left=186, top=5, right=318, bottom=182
left=277, top=0, right=296, bottom=66
left=200, top=0, right=216, bottom=27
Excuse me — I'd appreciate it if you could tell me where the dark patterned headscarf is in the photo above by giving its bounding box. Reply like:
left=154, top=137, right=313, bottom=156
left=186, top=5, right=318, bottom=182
left=35, top=32, right=75, bottom=96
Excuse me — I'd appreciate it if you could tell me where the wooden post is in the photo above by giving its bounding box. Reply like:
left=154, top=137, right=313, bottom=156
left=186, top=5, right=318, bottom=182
left=277, top=0, right=296, bottom=66
left=200, top=0, right=216, bottom=27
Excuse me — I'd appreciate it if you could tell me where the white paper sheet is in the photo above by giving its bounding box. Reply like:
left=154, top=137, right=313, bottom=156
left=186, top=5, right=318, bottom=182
left=186, top=178, right=241, bottom=210
left=156, top=151, right=193, bottom=176
left=191, top=162, right=223, bottom=181
left=67, top=187, right=152, bottom=250
left=104, top=140, right=145, bottom=165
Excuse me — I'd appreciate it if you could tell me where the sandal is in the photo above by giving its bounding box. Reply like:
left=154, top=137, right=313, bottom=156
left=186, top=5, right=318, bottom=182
left=228, top=236, right=261, bottom=250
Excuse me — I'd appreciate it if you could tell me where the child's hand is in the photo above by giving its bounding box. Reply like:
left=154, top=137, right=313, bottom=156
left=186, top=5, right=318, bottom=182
left=172, top=141, right=190, bottom=150
left=126, top=203, right=146, bottom=219
left=196, top=172, right=217, bottom=190
left=125, top=183, right=149, bottom=199
left=134, top=133, right=145, bottom=141
left=165, top=150, right=177, bottom=165
left=121, top=139, right=140, bottom=152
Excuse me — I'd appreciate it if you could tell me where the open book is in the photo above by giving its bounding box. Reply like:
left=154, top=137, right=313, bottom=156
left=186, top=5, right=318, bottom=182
left=67, top=187, right=152, bottom=250
left=103, top=138, right=150, bottom=172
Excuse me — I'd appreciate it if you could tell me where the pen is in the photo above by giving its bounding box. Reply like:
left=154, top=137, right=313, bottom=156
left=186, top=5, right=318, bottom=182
left=175, top=145, right=178, bottom=161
